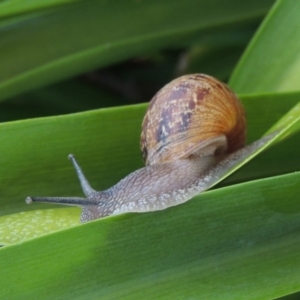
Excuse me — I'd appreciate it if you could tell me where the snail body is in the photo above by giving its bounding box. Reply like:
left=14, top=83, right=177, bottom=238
left=26, top=74, right=274, bottom=222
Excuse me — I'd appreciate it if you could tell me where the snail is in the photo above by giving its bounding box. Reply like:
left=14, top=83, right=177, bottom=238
left=26, top=74, right=277, bottom=223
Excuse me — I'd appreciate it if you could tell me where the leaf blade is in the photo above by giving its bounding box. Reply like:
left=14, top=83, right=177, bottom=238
left=0, top=0, right=274, bottom=101
left=230, top=0, right=300, bottom=93
left=1, top=171, right=300, bottom=299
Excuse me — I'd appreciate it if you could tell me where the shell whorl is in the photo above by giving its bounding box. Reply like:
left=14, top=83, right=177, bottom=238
left=141, top=74, right=246, bottom=165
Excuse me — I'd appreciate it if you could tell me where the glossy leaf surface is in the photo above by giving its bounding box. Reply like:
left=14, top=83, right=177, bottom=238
left=1, top=171, right=300, bottom=299
left=230, top=0, right=300, bottom=93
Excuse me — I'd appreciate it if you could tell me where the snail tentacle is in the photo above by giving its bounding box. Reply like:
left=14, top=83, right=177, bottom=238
left=68, top=154, right=96, bottom=198
left=26, top=196, right=99, bottom=206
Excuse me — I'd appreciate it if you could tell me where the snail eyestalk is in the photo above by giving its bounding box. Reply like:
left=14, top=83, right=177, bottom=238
left=26, top=154, right=100, bottom=208
left=68, top=154, right=96, bottom=197
left=26, top=196, right=99, bottom=206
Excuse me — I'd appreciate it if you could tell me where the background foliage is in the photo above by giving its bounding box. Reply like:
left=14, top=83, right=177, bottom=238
left=0, top=0, right=300, bottom=299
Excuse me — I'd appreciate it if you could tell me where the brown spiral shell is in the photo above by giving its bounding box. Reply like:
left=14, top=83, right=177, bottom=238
left=140, top=74, right=246, bottom=165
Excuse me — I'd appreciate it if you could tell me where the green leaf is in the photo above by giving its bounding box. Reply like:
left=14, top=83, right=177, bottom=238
left=230, top=0, right=300, bottom=93
left=1, top=1, right=300, bottom=298
left=0, top=78, right=126, bottom=122
left=0, top=0, right=274, bottom=101
left=1, top=171, right=300, bottom=299
left=0, top=0, right=79, bottom=18
left=0, top=91, right=299, bottom=244
left=0, top=208, right=79, bottom=246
